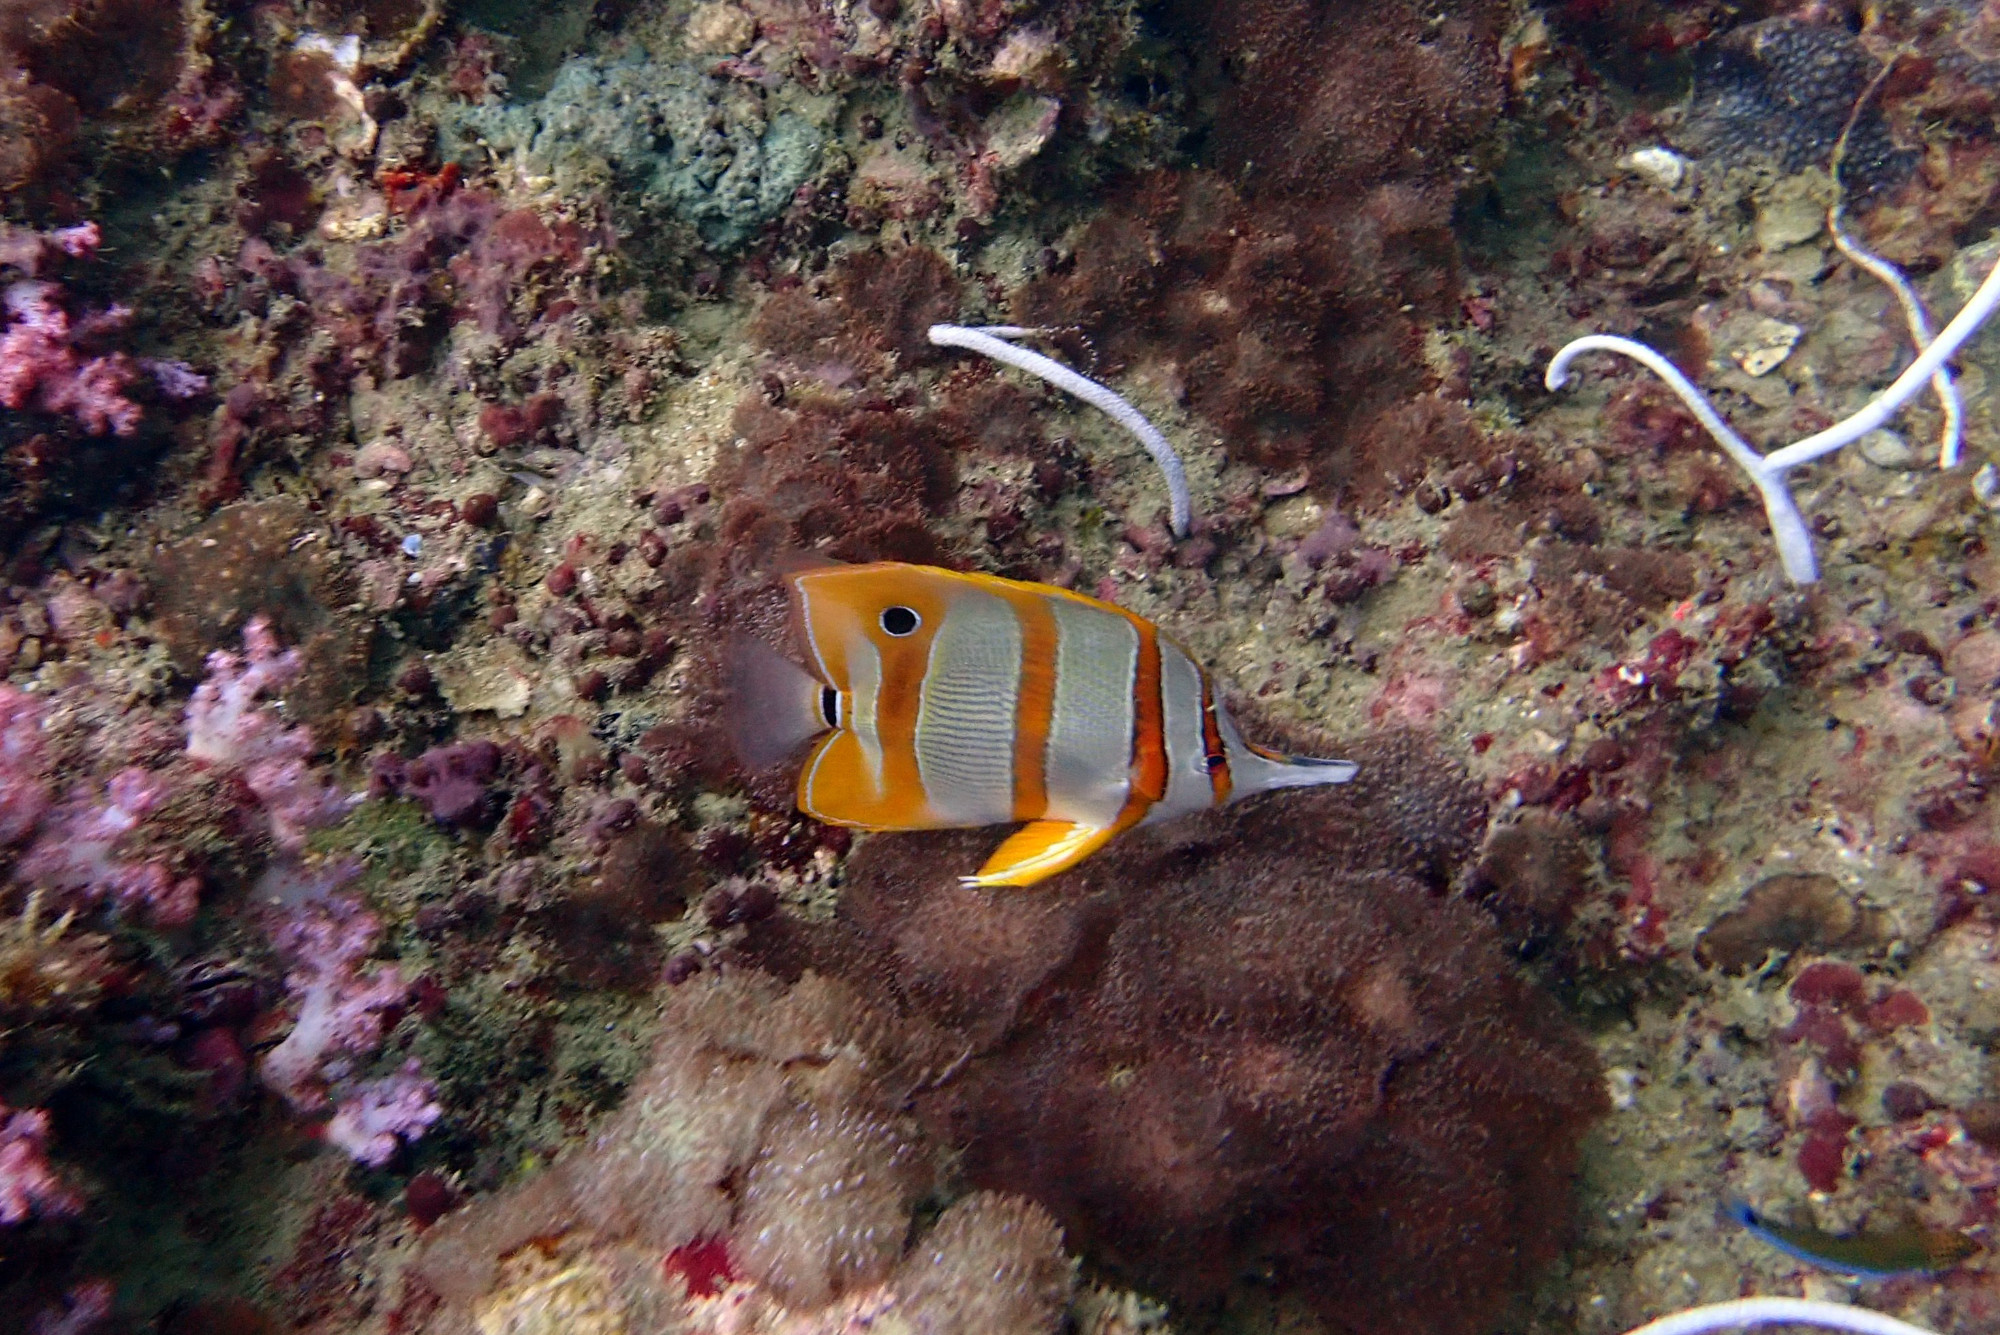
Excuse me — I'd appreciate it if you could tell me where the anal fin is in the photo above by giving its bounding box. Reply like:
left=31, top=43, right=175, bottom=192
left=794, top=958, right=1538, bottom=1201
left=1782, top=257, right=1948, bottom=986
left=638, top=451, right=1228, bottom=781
left=963, top=820, right=1117, bottom=888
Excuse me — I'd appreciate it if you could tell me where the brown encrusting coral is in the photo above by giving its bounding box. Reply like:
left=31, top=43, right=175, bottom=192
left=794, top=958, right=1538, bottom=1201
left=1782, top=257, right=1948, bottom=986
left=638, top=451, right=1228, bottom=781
left=0, top=0, right=239, bottom=204
left=746, top=731, right=1607, bottom=1333
left=1162, top=0, right=1510, bottom=206
left=1011, top=169, right=1473, bottom=499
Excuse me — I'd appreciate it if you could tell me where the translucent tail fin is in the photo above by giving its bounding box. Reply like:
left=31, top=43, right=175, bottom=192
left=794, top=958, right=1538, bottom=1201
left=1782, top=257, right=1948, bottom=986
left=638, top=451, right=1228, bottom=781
left=725, top=635, right=830, bottom=770
left=1233, top=749, right=1359, bottom=796
left=1217, top=702, right=1357, bottom=800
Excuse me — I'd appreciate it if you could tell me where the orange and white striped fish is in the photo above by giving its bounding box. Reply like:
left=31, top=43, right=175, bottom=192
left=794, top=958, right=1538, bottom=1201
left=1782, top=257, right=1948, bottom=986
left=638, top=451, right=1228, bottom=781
left=731, top=561, right=1357, bottom=887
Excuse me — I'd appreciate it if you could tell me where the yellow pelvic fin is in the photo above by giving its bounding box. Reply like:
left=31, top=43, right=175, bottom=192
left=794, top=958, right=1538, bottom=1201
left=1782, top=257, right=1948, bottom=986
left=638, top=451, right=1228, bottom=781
left=963, top=820, right=1118, bottom=888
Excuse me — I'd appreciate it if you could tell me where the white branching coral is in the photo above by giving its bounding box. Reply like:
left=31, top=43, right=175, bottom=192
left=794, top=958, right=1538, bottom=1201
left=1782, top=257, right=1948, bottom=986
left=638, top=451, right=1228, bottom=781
left=1620, top=1296, right=1941, bottom=1335
left=1546, top=242, right=2000, bottom=584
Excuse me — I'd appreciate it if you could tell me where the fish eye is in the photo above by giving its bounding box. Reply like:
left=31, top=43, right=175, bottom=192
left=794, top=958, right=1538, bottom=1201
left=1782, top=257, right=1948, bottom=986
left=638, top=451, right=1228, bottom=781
left=879, top=605, right=921, bottom=636
left=820, top=686, right=840, bottom=728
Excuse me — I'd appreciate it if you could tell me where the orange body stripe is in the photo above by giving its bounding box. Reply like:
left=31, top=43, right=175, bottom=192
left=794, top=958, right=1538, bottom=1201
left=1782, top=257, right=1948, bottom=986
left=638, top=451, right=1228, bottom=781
left=791, top=562, right=1180, bottom=835
left=871, top=625, right=929, bottom=818
left=1006, top=590, right=1059, bottom=821
left=1115, top=618, right=1167, bottom=831
left=791, top=566, right=953, bottom=828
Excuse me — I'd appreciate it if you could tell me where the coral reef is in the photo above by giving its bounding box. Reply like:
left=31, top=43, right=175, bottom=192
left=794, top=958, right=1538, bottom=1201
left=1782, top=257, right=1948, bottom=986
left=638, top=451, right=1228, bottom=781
left=259, top=888, right=416, bottom=1115
left=410, top=969, right=1073, bottom=1335
left=1676, top=17, right=1910, bottom=185
left=186, top=616, right=354, bottom=851
left=448, top=52, right=828, bottom=252
left=0, top=221, right=206, bottom=547
left=6, top=1, right=2000, bottom=1333
left=1010, top=168, right=1474, bottom=497
left=1160, top=0, right=1510, bottom=206
left=0, top=222, right=206, bottom=437
left=0, top=0, right=238, bottom=203
left=0, top=1101, right=81, bottom=1224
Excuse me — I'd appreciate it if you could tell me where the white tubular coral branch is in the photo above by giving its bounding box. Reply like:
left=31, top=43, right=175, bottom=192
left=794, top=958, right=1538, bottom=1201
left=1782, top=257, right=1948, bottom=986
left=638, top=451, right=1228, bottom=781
left=1829, top=209, right=1963, bottom=468
left=1619, top=1297, right=1941, bottom=1335
left=928, top=323, right=1194, bottom=537
left=1546, top=334, right=1821, bottom=582
left=1547, top=244, right=2000, bottom=584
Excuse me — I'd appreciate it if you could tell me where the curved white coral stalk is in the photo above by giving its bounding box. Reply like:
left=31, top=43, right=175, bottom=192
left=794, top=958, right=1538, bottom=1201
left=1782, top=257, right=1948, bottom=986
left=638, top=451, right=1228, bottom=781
left=1620, top=1297, right=1941, bottom=1335
left=1547, top=244, right=2000, bottom=583
left=1829, top=210, right=1962, bottom=468
left=928, top=323, right=1193, bottom=537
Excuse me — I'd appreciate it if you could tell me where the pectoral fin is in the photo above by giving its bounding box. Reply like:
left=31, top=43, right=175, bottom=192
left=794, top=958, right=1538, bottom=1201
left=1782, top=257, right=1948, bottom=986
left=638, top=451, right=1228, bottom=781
left=963, top=820, right=1118, bottom=888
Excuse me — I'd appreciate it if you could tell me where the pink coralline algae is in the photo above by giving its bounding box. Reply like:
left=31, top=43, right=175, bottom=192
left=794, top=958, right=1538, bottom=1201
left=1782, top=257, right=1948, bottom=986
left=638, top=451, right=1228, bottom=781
left=0, top=1101, right=83, bottom=1225
left=27, top=1280, right=111, bottom=1335
left=0, top=222, right=205, bottom=436
left=369, top=739, right=502, bottom=827
left=185, top=617, right=353, bottom=851
left=326, top=1060, right=442, bottom=1169
left=0, top=223, right=102, bottom=276
left=0, top=684, right=52, bottom=845
left=260, top=891, right=439, bottom=1166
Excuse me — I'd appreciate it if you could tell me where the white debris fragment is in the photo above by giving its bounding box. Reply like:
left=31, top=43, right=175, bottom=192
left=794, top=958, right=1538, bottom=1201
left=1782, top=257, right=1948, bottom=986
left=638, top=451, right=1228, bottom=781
left=1624, top=147, right=1689, bottom=191
left=1731, top=318, right=1802, bottom=377
left=1857, top=429, right=1916, bottom=469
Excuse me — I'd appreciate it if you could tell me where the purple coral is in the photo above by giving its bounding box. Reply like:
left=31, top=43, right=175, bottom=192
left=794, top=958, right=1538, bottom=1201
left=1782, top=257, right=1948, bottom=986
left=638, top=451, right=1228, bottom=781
left=325, top=1060, right=442, bottom=1167
left=0, top=281, right=145, bottom=436
left=185, top=617, right=353, bottom=851
left=15, top=767, right=197, bottom=926
left=0, top=1102, right=84, bottom=1225
left=28, top=1280, right=112, bottom=1335
left=0, top=222, right=103, bottom=277
left=0, top=222, right=206, bottom=436
left=370, top=739, right=502, bottom=827
left=0, top=684, right=52, bottom=845
left=259, top=893, right=413, bottom=1114
left=1, top=685, right=192, bottom=925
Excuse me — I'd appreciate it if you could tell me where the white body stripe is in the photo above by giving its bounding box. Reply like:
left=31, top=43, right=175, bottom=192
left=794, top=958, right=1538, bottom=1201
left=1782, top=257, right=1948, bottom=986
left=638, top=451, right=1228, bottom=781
left=1146, top=638, right=1214, bottom=824
left=844, top=635, right=887, bottom=799
left=1043, top=599, right=1138, bottom=828
left=915, top=590, right=1022, bottom=824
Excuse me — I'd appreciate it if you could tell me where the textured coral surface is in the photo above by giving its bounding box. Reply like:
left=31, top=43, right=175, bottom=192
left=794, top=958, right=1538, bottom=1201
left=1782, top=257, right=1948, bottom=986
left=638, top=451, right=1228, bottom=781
left=749, top=731, right=1605, bottom=1334
left=6, top=2, right=2000, bottom=1334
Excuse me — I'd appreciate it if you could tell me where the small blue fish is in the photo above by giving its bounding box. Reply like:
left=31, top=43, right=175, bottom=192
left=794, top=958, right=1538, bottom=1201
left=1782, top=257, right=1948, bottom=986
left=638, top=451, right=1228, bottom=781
left=1727, top=1200, right=1977, bottom=1279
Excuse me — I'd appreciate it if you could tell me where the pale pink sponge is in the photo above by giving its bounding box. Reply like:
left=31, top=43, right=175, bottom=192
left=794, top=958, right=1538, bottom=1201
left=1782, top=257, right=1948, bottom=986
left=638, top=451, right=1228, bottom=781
left=326, top=1061, right=443, bottom=1168
left=259, top=892, right=412, bottom=1113
left=0, top=222, right=204, bottom=436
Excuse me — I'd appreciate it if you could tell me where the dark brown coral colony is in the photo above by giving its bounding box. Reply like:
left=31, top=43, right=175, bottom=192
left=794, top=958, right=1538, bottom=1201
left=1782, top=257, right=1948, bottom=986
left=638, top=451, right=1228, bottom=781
left=755, top=731, right=1608, bottom=1334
